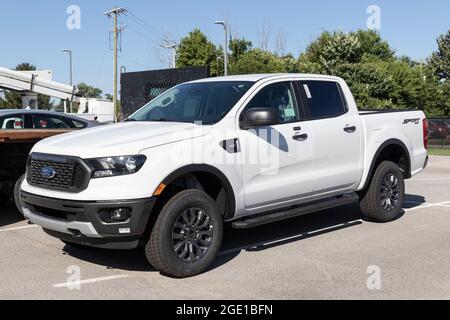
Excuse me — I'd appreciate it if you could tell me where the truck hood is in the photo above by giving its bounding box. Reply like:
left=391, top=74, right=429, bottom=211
left=32, top=122, right=211, bottom=158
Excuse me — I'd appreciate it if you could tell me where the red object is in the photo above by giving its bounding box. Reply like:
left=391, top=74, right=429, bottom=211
left=40, top=120, right=48, bottom=128
left=423, top=118, right=429, bottom=150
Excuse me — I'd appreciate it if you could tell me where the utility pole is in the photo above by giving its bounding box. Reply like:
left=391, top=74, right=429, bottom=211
left=163, top=42, right=178, bottom=68
left=104, top=7, right=127, bottom=119
left=214, top=20, right=228, bottom=76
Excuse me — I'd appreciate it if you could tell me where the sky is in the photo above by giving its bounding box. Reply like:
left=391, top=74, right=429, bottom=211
left=1, top=0, right=449, bottom=96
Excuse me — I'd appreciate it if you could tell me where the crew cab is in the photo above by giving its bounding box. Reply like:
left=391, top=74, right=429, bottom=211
left=20, top=74, right=429, bottom=278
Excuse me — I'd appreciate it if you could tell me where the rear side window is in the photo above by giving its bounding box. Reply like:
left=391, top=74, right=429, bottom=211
left=0, top=114, right=24, bottom=129
left=300, top=81, right=347, bottom=119
left=68, top=119, right=87, bottom=129
left=31, top=114, right=70, bottom=129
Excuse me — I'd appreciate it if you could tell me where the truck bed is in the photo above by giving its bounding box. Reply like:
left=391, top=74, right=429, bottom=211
left=359, top=109, right=427, bottom=185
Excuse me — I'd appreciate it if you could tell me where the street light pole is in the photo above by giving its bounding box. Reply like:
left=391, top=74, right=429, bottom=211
left=214, top=20, right=228, bottom=76
left=61, top=49, right=73, bottom=113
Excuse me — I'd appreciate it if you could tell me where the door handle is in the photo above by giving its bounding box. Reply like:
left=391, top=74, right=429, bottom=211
left=344, top=126, right=357, bottom=133
left=293, top=134, right=308, bottom=141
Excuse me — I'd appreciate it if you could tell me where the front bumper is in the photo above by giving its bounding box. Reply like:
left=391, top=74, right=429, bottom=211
left=21, top=191, right=156, bottom=249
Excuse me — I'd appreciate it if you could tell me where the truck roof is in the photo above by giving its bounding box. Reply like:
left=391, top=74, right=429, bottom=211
left=0, top=109, right=95, bottom=124
left=0, top=109, right=74, bottom=116
left=189, top=73, right=343, bottom=83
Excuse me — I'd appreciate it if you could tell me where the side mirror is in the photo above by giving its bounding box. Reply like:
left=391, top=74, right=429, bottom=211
left=240, top=107, right=279, bottom=129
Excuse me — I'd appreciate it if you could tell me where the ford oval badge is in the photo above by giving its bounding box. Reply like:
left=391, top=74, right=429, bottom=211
left=41, top=166, right=56, bottom=179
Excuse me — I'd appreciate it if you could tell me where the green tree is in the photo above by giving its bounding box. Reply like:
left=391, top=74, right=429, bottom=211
left=176, top=29, right=220, bottom=75
left=229, top=38, right=252, bottom=62
left=352, top=30, right=395, bottom=61
left=298, top=30, right=446, bottom=115
left=299, top=30, right=394, bottom=75
left=229, top=49, right=300, bottom=75
left=0, top=63, right=53, bottom=109
left=430, top=29, right=450, bottom=81
left=76, top=83, right=102, bottom=98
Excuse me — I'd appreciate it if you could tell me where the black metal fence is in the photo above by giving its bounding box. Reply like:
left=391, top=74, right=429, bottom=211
left=428, top=118, right=450, bottom=149
left=120, top=66, right=209, bottom=119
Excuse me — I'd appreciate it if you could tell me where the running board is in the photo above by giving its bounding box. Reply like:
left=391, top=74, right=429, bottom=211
left=232, top=193, right=359, bottom=229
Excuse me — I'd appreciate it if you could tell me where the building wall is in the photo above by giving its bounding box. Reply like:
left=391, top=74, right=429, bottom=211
left=120, top=66, right=209, bottom=118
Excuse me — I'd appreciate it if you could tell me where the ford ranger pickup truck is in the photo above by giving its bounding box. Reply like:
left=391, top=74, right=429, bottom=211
left=20, top=74, right=429, bottom=278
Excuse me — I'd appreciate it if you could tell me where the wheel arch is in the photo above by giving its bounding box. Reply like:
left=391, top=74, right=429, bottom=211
left=362, top=139, right=411, bottom=191
left=157, top=164, right=236, bottom=220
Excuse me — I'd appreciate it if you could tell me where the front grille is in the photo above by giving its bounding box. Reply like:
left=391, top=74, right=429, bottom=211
left=27, top=153, right=91, bottom=193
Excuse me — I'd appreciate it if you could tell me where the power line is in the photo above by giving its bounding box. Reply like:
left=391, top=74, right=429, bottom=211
left=125, top=8, right=171, bottom=43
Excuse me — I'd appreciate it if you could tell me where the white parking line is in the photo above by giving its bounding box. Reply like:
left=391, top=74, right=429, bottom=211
left=53, top=275, right=130, bottom=288
left=0, top=225, right=38, bottom=232
left=404, top=201, right=450, bottom=212
left=410, top=177, right=450, bottom=181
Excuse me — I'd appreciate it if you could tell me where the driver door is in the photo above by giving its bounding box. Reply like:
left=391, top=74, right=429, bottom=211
left=239, top=81, right=314, bottom=209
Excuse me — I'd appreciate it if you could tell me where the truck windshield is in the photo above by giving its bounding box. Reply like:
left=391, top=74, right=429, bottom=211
left=128, top=81, right=254, bottom=125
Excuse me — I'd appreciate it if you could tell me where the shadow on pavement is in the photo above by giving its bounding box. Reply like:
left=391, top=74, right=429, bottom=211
left=52, top=194, right=426, bottom=275
left=403, top=194, right=427, bottom=209
left=0, top=200, right=25, bottom=228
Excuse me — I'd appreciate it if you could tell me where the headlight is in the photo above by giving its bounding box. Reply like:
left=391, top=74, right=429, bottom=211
left=86, top=155, right=147, bottom=178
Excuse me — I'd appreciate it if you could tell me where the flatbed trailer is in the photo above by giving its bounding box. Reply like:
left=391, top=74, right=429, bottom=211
left=0, top=129, right=72, bottom=208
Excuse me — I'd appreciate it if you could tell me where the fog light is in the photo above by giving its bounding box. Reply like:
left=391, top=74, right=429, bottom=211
left=110, top=208, right=131, bottom=222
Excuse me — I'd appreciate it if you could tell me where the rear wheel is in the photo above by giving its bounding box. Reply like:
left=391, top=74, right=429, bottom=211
left=14, top=174, right=25, bottom=216
left=145, top=189, right=223, bottom=278
left=360, top=161, right=405, bottom=223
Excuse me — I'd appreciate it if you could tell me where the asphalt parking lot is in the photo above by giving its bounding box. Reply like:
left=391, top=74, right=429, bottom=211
left=1, top=155, right=450, bottom=300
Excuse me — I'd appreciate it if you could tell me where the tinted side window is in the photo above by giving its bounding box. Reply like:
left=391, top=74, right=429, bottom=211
left=300, top=81, right=346, bottom=119
left=0, top=114, right=25, bottom=129
left=244, top=82, right=298, bottom=124
left=31, top=115, right=70, bottom=129
left=68, top=119, right=87, bottom=129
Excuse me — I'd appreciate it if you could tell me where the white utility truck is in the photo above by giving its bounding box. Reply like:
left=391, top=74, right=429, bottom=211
left=21, top=74, right=429, bottom=277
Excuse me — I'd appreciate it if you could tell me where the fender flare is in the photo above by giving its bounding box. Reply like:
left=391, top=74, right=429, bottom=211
left=362, top=139, right=411, bottom=190
left=160, top=164, right=236, bottom=218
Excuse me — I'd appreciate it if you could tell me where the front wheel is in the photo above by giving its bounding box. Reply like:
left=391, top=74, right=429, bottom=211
left=359, top=161, right=405, bottom=223
left=145, top=189, right=223, bottom=278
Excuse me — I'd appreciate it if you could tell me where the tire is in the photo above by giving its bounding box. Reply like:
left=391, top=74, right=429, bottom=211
left=14, top=174, right=25, bottom=216
left=145, top=189, right=223, bottom=278
left=360, top=161, right=405, bottom=223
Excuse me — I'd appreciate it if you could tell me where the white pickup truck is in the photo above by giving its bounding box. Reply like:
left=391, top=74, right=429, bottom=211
left=21, top=74, right=429, bottom=278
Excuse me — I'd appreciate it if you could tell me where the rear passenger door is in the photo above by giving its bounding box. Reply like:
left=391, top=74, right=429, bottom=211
left=296, top=80, right=363, bottom=195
